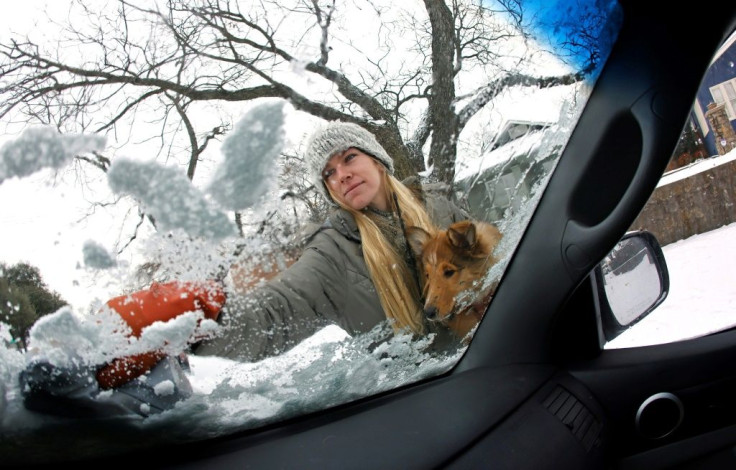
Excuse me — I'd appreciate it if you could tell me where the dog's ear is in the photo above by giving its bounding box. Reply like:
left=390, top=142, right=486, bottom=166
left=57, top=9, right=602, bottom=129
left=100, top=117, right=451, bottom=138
left=406, top=226, right=431, bottom=257
left=447, top=220, right=477, bottom=250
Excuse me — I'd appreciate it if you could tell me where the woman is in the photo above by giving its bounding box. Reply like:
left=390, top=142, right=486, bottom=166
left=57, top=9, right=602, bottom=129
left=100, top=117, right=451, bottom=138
left=195, top=121, right=469, bottom=361
left=19, top=121, right=471, bottom=417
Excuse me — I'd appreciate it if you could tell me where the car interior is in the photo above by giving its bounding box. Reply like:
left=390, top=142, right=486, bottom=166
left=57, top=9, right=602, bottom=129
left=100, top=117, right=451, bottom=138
left=2, top=1, right=736, bottom=469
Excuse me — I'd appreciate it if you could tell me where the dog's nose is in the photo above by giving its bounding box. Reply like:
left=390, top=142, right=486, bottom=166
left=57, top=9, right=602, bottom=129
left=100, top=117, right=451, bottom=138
left=424, top=306, right=438, bottom=320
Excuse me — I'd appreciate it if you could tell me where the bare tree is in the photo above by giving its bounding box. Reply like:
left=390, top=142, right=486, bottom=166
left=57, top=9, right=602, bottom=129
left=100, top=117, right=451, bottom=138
left=0, top=0, right=606, bottom=220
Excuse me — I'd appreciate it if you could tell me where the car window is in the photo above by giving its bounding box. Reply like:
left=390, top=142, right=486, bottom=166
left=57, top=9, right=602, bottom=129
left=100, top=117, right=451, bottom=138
left=606, top=30, right=736, bottom=348
left=0, top=0, right=622, bottom=463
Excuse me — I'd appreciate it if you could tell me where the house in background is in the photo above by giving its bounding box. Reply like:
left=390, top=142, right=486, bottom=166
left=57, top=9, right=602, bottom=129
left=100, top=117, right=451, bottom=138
left=454, top=121, right=558, bottom=224
left=454, top=33, right=736, bottom=224
left=691, top=32, right=736, bottom=157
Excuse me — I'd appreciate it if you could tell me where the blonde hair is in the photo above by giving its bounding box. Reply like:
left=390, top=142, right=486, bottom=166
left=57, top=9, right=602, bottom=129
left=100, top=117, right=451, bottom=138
left=328, top=170, right=436, bottom=335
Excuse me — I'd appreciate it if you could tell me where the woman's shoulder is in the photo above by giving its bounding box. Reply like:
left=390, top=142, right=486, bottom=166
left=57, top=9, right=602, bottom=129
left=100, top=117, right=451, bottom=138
left=298, top=210, right=360, bottom=248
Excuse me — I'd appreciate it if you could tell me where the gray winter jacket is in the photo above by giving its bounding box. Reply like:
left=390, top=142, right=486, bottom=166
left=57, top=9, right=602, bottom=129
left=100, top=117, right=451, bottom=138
left=195, top=188, right=468, bottom=362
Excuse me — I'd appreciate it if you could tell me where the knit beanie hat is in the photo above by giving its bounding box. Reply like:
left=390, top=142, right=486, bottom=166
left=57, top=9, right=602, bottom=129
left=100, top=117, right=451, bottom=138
left=305, top=121, right=394, bottom=204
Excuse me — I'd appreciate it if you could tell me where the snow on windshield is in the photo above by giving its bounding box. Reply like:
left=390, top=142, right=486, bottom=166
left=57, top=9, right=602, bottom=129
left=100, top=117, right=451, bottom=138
left=207, top=101, right=285, bottom=211
left=106, top=102, right=286, bottom=241
left=0, top=99, right=482, bottom=464
left=1, top=318, right=465, bottom=463
left=0, top=83, right=590, bottom=464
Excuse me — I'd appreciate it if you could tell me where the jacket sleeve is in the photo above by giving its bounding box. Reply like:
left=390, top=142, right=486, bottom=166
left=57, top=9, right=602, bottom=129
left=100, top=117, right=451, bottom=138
left=193, top=233, right=357, bottom=362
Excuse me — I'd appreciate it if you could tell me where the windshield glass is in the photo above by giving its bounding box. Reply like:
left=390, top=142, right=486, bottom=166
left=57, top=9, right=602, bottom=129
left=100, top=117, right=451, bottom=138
left=0, top=0, right=621, bottom=463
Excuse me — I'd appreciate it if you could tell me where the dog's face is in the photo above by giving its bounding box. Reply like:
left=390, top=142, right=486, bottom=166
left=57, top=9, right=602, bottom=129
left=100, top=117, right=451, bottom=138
left=407, top=220, right=502, bottom=323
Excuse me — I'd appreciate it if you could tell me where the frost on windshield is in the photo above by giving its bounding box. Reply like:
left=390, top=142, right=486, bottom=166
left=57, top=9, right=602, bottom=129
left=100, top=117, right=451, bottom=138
left=1, top=317, right=464, bottom=464
left=22, top=305, right=216, bottom=369
left=107, top=100, right=286, bottom=241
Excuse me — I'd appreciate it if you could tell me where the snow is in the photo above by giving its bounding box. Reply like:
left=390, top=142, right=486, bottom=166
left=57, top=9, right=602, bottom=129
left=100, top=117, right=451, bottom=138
left=0, top=100, right=292, bottom=309
left=657, top=151, right=736, bottom=187
left=455, top=128, right=547, bottom=182
left=82, top=240, right=117, bottom=269
left=207, top=101, right=286, bottom=211
left=108, top=157, right=237, bottom=241
left=0, top=317, right=466, bottom=463
left=0, top=126, right=106, bottom=183
left=153, top=380, right=176, bottom=397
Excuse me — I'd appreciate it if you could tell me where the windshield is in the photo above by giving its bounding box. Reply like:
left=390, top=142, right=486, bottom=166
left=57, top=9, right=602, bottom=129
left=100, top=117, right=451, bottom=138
left=0, top=0, right=621, bottom=463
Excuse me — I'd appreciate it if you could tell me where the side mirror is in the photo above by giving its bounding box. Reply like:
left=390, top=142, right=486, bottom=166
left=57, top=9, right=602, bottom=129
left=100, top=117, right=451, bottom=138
left=594, top=230, right=670, bottom=344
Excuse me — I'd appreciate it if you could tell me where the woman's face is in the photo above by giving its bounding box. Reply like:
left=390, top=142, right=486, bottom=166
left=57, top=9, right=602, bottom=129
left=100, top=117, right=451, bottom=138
left=322, top=148, right=388, bottom=211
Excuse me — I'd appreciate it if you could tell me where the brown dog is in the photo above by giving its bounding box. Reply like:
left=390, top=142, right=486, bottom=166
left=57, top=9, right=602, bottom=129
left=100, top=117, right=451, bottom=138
left=407, top=220, right=503, bottom=342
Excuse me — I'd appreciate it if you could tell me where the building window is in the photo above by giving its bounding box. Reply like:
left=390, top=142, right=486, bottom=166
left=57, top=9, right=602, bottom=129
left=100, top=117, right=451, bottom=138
left=710, top=78, right=736, bottom=120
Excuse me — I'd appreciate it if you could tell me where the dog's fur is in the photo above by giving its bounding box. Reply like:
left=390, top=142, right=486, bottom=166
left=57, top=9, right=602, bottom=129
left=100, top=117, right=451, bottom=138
left=407, top=220, right=502, bottom=342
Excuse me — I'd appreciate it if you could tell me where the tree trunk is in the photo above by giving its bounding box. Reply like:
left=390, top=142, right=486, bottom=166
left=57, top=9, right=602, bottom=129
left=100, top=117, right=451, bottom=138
left=424, top=0, right=459, bottom=186
left=372, top=124, right=417, bottom=181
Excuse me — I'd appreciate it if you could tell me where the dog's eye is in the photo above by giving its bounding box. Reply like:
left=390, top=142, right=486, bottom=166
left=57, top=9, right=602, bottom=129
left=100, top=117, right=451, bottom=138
left=443, top=269, right=455, bottom=278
